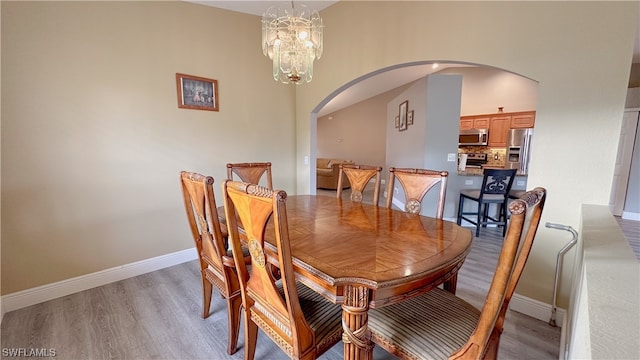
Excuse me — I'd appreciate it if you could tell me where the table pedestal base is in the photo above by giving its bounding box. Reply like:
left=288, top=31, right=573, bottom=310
left=342, top=285, right=374, bottom=360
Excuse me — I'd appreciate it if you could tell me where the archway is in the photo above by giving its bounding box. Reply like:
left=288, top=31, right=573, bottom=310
left=309, top=61, right=539, bottom=215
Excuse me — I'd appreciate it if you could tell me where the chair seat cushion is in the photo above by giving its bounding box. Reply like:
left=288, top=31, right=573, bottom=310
left=460, top=190, right=506, bottom=202
left=296, top=283, right=344, bottom=353
left=369, top=288, right=480, bottom=360
left=275, top=282, right=343, bottom=354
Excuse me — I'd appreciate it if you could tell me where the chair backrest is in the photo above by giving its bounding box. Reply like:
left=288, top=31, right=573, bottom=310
left=385, top=167, right=448, bottom=218
left=478, top=168, right=517, bottom=199
left=226, top=162, right=273, bottom=189
left=451, top=187, right=547, bottom=359
left=180, top=171, right=229, bottom=282
left=222, top=180, right=315, bottom=356
left=336, top=164, right=383, bottom=205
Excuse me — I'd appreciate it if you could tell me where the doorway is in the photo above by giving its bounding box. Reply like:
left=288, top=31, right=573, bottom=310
left=610, top=109, right=640, bottom=216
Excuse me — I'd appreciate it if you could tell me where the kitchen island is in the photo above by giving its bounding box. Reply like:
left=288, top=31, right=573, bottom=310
left=457, top=169, right=528, bottom=191
left=458, top=168, right=527, bottom=190
left=456, top=170, right=528, bottom=226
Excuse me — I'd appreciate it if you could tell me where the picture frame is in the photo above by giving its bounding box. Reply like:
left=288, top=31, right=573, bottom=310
left=398, top=100, right=408, bottom=131
left=395, top=115, right=400, bottom=128
left=407, top=110, right=414, bottom=125
left=176, top=73, right=219, bottom=111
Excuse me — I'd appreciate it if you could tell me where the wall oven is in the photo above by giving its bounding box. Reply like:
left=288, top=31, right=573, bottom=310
left=459, top=129, right=489, bottom=146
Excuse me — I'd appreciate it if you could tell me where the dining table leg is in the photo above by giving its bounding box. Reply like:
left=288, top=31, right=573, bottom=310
left=342, top=284, right=374, bottom=360
left=443, top=273, right=458, bottom=294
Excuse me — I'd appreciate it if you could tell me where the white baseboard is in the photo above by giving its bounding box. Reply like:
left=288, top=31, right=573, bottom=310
left=622, top=211, right=640, bottom=221
left=510, top=293, right=565, bottom=327
left=1, top=248, right=197, bottom=318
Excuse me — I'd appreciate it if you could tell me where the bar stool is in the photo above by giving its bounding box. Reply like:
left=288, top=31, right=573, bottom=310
left=457, top=168, right=517, bottom=237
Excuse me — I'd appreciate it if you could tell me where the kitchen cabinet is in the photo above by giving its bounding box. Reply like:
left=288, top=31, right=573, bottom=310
left=460, top=111, right=536, bottom=147
left=460, top=116, right=490, bottom=130
left=460, top=118, right=473, bottom=130
left=488, top=115, right=510, bottom=147
left=510, top=112, right=536, bottom=128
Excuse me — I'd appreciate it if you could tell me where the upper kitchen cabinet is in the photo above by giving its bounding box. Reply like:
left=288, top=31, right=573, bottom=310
left=460, top=111, right=536, bottom=147
left=510, top=112, right=536, bottom=128
left=460, top=116, right=490, bottom=130
left=488, top=115, right=511, bottom=147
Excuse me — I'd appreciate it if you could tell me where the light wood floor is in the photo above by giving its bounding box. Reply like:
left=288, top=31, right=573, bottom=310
left=1, top=194, right=563, bottom=359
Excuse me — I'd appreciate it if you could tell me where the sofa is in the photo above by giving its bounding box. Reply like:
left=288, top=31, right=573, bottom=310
left=316, top=158, right=354, bottom=189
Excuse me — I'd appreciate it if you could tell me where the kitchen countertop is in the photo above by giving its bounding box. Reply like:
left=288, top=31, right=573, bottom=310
left=457, top=167, right=527, bottom=176
left=458, top=168, right=485, bottom=176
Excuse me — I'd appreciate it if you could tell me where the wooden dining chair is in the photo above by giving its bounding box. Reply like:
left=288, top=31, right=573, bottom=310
left=222, top=180, right=343, bottom=360
left=336, top=164, right=383, bottom=206
left=386, top=167, right=449, bottom=218
left=179, top=171, right=245, bottom=355
left=226, top=162, right=273, bottom=189
left=369, top=187, right=547, bottom=360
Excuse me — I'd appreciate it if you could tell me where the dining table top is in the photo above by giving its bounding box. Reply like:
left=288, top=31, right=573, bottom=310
left=225, top=194, right=473, bottom=307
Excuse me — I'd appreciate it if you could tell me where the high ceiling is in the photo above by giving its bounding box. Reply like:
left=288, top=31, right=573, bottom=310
left=189, top=1, right=640, bottom=114
left=187, top=1, right=338, bottom=16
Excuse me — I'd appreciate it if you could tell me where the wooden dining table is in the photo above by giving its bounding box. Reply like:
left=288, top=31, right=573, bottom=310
left=221, top=194, right=473, bottom=360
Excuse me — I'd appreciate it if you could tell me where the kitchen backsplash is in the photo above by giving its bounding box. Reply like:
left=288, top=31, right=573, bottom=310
left=458, top=146, right=507, bottom=167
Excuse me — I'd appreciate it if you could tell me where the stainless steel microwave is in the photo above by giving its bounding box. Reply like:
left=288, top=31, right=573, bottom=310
left=459, top=129, right=489, bottom=146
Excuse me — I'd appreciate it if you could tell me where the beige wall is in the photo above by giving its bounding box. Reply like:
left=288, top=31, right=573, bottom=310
left=440, top=66, right=539, bottom=116
left=297, top=1, right=638, bottom=307
left=1, top=2, right=296, bottom=294
left=318, top=89, right=397, bottom=167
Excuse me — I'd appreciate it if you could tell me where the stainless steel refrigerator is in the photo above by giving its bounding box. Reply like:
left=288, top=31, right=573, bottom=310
left=506, top=128, right=534, bottom=175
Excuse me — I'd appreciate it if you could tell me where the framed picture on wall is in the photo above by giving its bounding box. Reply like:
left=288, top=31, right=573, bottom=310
left=408, top=110, right=414, bottom=125
left=398, top=100, right=408, bottom=131
left=176, top=73, right=219, bottom=111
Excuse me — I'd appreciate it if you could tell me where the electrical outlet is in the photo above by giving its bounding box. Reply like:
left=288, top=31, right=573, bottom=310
left=447, top=153, right=457, bottom=162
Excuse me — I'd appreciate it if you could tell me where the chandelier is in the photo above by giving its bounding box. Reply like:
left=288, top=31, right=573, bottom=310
left=262, top=2, right=323, bottom=84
